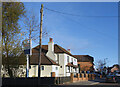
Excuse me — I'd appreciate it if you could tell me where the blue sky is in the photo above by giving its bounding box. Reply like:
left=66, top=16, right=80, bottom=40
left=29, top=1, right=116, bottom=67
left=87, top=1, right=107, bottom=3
left=22, top=2, right=118, bottom=67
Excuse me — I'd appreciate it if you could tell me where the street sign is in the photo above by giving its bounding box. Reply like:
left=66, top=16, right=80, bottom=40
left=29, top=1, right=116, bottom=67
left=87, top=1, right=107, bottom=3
left=22, top=39, right=32, bottom=55
left=101, top=66, right=103, bottom=69
left=22, top=39, right=32, bottom=77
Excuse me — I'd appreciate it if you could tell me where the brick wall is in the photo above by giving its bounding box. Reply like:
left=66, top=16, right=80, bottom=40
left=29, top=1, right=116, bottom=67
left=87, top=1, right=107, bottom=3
left=78, top=62, right=93, bottom=71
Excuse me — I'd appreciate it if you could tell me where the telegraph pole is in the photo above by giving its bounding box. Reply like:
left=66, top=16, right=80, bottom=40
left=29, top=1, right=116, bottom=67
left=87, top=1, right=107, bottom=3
left=38, top=4, right=43, bottom=77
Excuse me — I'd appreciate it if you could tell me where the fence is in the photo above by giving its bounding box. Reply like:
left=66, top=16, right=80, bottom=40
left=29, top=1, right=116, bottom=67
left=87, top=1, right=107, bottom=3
left=2, top=73, right=96, bottom=86
left=71, top=73, right=95, bottom=82
left=2, top=77, right=56, bottom=87
left=2, top=77, right=71, bottom=87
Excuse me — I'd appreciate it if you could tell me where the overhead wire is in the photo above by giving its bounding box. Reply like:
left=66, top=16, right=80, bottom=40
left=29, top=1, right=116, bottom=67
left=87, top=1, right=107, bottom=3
left=44, top=7, right=118, bottom=18
left=44, top=7, right=118, bottom=41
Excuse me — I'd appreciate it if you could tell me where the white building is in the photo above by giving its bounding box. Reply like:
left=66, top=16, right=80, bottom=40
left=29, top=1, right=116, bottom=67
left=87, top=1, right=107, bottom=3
left=29, top=38, right=78, bottom=77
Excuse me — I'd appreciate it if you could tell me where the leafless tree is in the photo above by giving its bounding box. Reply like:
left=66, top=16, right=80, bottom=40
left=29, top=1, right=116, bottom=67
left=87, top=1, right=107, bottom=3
left=95, top=58, right=108, bottom=71
left=21, top=10, right=48, bottom=44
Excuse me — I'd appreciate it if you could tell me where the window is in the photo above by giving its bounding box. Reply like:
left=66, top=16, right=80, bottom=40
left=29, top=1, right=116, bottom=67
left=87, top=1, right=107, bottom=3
left=29, top=66, right=31, bottom=69
left=75, top=68, right=76, bottom=71
left=20, top=66, right=23, bottom=68
left=41, top=66, right=44, bottom=70
left=68, top=67, right=70, bottom=72
left=56, top=67, right=58, bottom=70
left=33, top=65, right=36, bottom=67
left=71, top=58, right=73, bottom=62
left=74, top=59, right=76, bottom=62
left=67, top=56, right=69, bottom=62
left=57, top=54, right=59, bottom=64
left=78, top=64, right=81, bottom=73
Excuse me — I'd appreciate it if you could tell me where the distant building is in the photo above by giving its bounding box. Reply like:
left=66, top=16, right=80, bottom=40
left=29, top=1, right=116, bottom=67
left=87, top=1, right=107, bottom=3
left=111, top=64, right=119, bottom=72
left=73, top=55, right=94, bottom=73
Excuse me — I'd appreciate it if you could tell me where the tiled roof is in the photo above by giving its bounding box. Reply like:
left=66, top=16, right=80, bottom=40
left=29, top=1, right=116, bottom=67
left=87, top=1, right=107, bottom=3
left=30, top=48, right=59, bottom=65
left=2, top=53, right=26, bottom=65
left=34, top=44, right=77, bottom=58
left=73, top=55, right=94, bottom=62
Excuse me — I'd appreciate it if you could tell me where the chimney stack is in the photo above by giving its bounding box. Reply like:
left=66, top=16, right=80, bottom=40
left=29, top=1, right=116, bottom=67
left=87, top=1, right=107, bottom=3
left=49, top=38, right=53, bottom=42
left=48, top=38, right=54, bottom=52
left=67, top=49, right=71, bottom=53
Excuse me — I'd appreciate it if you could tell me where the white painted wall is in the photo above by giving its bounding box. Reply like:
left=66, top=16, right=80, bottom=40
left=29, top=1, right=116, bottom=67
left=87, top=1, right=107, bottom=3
left=64, top=54, right=77, bottom=65
left=29, top=65, right=52, bottom=77
left=55, top=53, right=78, bottom=77
left=52, top=65, right=59, bottom=77
left=29, top=65, right=60, bottom=77
left=29, top=65, right=38, bottom=77
left=46, top=41, right=56, bottom=61
left=58, top=53, right=65, bottom=77
left=41, top=65, right=52, bottom=77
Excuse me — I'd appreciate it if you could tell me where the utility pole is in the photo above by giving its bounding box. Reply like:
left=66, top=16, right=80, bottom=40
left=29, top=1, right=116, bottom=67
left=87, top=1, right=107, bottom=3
left=26, top=27, right=32, bottom=77
left=26, top=19, right=32, bottom=78
left=26, top=54, right=29, bottom=77
left=38, top=4, right=43, bottom=77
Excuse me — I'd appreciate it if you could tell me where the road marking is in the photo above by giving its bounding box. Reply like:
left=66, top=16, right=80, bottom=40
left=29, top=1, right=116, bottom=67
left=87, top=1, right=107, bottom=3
left=90, top=82, right=99, bottom=85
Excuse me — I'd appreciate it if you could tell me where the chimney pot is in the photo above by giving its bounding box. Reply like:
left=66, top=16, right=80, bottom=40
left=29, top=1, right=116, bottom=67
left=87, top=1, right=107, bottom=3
left=49, top=38, right=53, bottom=42
left=67, top=49, right=71, bottom=53
left=67, top=49, right=70, bottom=51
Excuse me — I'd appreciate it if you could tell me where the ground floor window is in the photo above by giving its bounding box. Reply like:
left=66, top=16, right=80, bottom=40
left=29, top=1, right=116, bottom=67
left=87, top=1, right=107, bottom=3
left=41, top=66, right=44, bottom=70
left=68, top=67, right=70, bottom=72
left=56, top=67, right=58, bottom=70
left=75, top=68, right=76, bottom=71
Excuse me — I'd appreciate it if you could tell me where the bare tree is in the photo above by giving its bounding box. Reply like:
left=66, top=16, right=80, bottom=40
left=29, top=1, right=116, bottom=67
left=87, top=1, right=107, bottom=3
left=95, top=58, right=108, bottom=71
left=21, top=10, right=48, bottom=44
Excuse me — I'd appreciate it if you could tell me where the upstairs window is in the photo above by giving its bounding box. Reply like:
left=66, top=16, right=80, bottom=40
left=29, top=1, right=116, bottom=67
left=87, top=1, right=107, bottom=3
left=71, top=58, right=73, bottom=62
left=68, top=66, right=70, bottom=72
left=57, top=54, right=59, bottom=64
left=74, top=59, right=76, bottom=62
left=67, top=56, right=69, bottom=62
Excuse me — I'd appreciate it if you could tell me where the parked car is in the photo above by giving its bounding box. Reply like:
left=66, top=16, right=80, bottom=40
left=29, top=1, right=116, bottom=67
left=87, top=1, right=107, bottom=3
left=105, top=73, right=117, bottom=83
left=94, top=72, right=101, bottom=77
left=115, top=71, right=120, bottom=83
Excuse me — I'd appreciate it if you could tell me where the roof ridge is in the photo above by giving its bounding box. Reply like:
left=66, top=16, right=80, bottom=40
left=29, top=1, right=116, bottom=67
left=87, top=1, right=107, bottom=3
left=55, top=44, right=77, bottom=58
left=33, top=45, right=48, bottom=49
left=55, top=44, right=64, bottom=52
left=56, top=44, right=69, bottom=53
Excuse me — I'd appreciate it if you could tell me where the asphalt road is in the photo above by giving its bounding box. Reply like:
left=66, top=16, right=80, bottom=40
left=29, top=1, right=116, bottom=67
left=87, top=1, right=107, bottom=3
left=55, top=77, right=120, bottom=87
left=2, top=77, right=120, bottom=87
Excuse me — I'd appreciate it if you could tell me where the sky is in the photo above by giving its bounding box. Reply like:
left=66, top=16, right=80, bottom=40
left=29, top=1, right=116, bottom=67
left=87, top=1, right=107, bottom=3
left=21, top=2, right=118, bottom=67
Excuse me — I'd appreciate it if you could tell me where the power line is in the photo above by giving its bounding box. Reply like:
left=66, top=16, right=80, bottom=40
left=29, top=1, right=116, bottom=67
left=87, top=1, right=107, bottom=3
left=44, top=7, right=118, bottom=18
left=62, top=14, right=117, bottom=41
left=44, top=7, right=117, bottom=41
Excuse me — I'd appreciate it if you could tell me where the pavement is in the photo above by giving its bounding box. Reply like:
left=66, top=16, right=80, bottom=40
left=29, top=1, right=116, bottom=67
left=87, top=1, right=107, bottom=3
left=62, top=80, right=99, bottom=85
left=60, top=77, right=103, bottom=85
left=50, top=77, right=120, bottom=87
left=60, top=77, right=120, bottom=86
